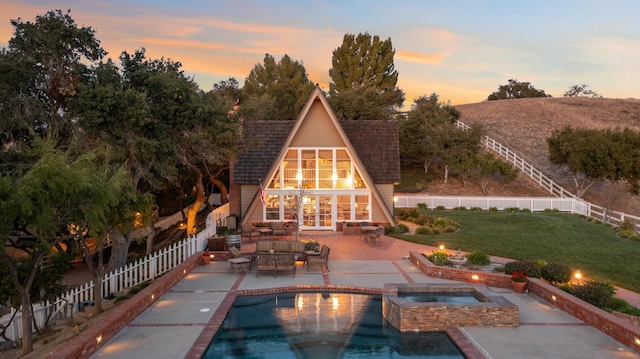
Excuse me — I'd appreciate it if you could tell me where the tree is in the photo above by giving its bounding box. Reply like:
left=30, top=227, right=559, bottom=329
left=399, top=94, right=460, bottom=174
left=472, top=152, right=518, bottom=195
left=547, top=126, right=621, bottom=198
left=5, top=9, right=105, bottom=145
left=0, top=143, right=127, bottom=355
left=443, top=124, right=485, bottom=186
left=487, top=79, right=550, bottom=100
left=563, top=84, right=602, bottom=98
left=328, top=32, right=404, bottom=120
left=241, top=54, right=315, bottom=120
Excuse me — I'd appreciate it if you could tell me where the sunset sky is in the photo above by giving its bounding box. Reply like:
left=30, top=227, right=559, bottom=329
left=2, top=0, right=640, bottom=107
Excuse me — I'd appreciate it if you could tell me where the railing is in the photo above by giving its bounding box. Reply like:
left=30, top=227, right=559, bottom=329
left=0, top=222, right=215, bottom=343
left=453, top=121, right=639, bottom=230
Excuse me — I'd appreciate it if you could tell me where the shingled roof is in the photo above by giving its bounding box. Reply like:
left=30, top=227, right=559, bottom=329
left=233, top=119, right=400, bottom=185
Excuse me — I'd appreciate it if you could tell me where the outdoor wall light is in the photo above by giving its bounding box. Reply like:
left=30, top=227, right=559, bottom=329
left=393, top=196, right=398, bottom=203
left=551, top=295, right=557, bottom=301
left=635, top=337, right=640, bottom=346
left=96, top=335, right=102, bottom=344
left=151, top=294, right=155, bottom=300
left=472, top=274, right=479, bottom=281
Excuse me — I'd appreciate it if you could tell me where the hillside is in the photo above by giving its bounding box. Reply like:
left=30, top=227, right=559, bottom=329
left=452, top=97, right=640, bottom=216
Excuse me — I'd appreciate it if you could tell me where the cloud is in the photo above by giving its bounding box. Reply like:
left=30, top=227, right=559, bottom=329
left=396, top=50, right=450, bottom=65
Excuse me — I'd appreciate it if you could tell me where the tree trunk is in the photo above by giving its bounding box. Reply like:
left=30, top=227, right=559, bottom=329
left=443, top=164, right=449, bottom=184
left=107, top=230, right=133, bottom=271
left=187, top=170, right=205, bottom=235
left=20, top=290, right=32, bottom=355
left=80, top=237, right=104, bottom=315
left=145, top=222, right=157, bottom=255
left=423, top=160, right=431, bottom=174
left=208, top=176, right=229, bottom=204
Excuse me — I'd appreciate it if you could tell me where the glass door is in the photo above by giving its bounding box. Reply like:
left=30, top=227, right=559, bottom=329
left=301, top=195, right=333, bottom=230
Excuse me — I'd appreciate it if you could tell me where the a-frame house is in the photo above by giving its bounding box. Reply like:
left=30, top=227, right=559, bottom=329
left=229, top=86, right=399, bottom=230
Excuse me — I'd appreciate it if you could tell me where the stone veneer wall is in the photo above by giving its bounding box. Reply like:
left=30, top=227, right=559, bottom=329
left=46, top=253, right=202, bottom=359
left=383, top=283, right=519, bottom=331
left=409, top=251, right=640, bottom=354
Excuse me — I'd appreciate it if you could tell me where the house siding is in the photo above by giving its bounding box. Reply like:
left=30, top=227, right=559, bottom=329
left=376, top=184, right=396, bottom=217
left=290, top=100, right=344, bottom=147
left=240, top=184, right=262, bottom=224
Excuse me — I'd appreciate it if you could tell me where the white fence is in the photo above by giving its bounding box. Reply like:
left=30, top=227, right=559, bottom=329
left=453, top=121, right=640, bottom=230
left=0, top=223, right=214, bottom=343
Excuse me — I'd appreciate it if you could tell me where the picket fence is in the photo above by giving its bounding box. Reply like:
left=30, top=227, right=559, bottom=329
left=0, top=224, right=213, bottom=343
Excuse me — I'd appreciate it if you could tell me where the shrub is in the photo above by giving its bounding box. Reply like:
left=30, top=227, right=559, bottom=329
left=584, top=278, right=616, bottom=296
left=541, top=262, right=572, bottom=284
left=504, top=260, right=541, bottom=278
left=521, top=208, right=531, bottom=213
left=435, top=205, right=445, bottom=210
left=544, top=208, right=560, bottom=212
left=535, top=259, right=547, bottom=267
left=470, top=206, right=483, bottom=212
left=397, top=223, right=409, bottom=233
left=466, top=251, right=491, bottom=266
left=415, top=214, right=434, bottom=226
left=609, top=298, right=640, bottom=316
left=417, top=203, right=428, bottom=210
left=384, top=226, right=398, bottom=235
left=426, top=250, right=449, bottom=266
left=503, top=207, right=520, bottom=213
left=415, top=226, right=434, bottom=235
left=488, top=207, right=498, bottom=212
left=617, top=218, right=637, bottom=232
left=432, top=228, right=443, bottom=234
left=432, top=217, right=460, bottom=230
left=572, top=282, right=613, bottom=309
left=453, top=206, right=467, bottom=211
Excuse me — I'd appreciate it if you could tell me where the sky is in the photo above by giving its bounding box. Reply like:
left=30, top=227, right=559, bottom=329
left=2, top=0, right=640, bottom=107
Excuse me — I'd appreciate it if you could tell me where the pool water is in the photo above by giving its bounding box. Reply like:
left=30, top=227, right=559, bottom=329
left=203, top=292, right=465, bottom=358
left=399, top=292, right=481, bottom=304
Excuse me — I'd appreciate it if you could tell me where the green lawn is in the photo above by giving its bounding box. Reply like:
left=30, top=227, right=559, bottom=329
left=396, top=210, right=640, bottom=293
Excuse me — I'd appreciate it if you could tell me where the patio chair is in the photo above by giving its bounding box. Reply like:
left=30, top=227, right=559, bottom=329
left=240, top=223, right=260, bottom=241
left=270, top=221, right=287, bottom=239
left=359, top=222, right=370, bottom=240
left=228, top=246, right=252, bottom=272
left=307, top=244, right=330, bottom=272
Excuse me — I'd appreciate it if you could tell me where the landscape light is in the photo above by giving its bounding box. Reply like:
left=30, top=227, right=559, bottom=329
left=439, top=245, right=445, bottom=251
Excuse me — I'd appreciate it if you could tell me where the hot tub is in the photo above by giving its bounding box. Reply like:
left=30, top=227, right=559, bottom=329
left=383, top=283, right=519, bottom=331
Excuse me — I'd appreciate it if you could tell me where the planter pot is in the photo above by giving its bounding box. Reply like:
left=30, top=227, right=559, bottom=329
left=336, top=222, right=343, bottom=232
left=201, top=253, right=211, bottom=265
left=512, top=281, right=527, bottom=293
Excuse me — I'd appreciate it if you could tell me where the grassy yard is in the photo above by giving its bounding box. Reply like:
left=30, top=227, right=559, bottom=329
left=396, top=210, right=640, bottom=293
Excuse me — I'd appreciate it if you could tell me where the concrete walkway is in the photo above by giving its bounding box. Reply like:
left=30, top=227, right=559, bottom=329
left=90, top=233, right=640, bottom=359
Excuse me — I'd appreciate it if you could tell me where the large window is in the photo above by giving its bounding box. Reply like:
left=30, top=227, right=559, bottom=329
left=263, top=148, right=371, bottom=224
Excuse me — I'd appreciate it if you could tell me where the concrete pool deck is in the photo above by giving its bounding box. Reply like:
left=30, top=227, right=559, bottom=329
left=89, top=233, right=640, bottom=359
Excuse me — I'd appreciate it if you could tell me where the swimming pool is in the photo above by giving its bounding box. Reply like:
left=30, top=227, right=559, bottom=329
left=203, top=291, right=465, bottom=358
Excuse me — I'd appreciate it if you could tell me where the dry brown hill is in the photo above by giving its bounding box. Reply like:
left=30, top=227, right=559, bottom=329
left=454, top=97, right=640, bottom=217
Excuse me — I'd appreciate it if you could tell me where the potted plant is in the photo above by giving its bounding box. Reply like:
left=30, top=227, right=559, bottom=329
left=511, top=271, right=528, bottom=293
left=202, top=250, right=211, bottom=265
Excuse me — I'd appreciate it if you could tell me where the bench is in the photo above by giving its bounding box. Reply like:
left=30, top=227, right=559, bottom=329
left=255, top=253, right=296, bottom=278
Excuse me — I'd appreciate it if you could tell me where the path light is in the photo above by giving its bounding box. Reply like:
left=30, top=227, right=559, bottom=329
left=439, top=244, right=445, bottom=251
left=574, top=270, right=582, bottom=285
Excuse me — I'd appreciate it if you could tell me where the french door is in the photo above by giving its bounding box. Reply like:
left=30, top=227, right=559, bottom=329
left=301, top=195, right=333, bottom=230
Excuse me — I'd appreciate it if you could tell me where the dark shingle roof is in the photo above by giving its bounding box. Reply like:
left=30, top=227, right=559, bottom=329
left=234, top=120, right=400, bottom=184
left=341, top=120, right=400, bottom=184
